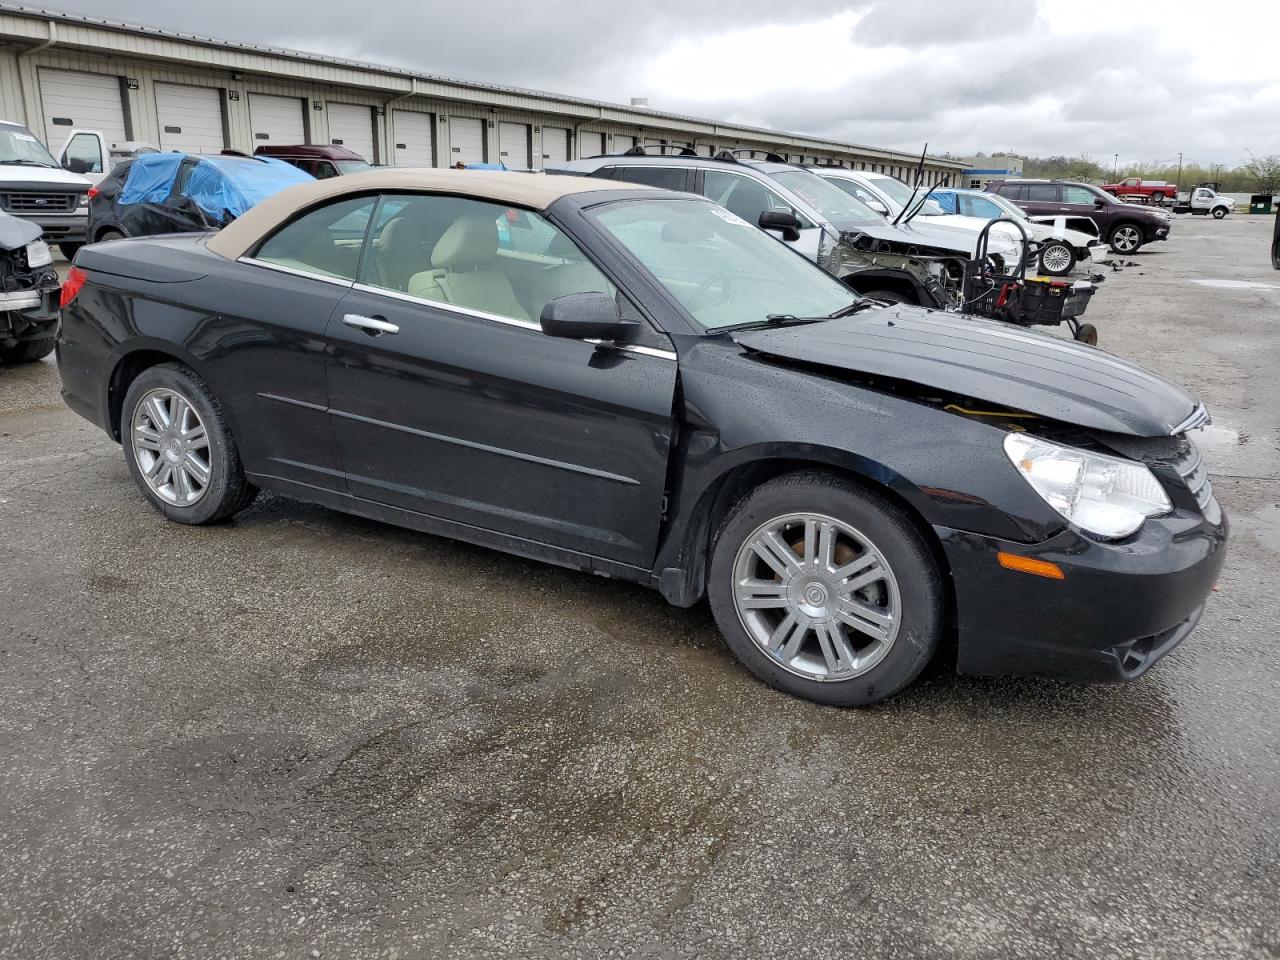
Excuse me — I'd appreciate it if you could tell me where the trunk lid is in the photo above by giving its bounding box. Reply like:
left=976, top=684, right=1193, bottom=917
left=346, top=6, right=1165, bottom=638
left=75, top=234, right=215, bottom=283
left=731, top=306, right=1201, bottom=437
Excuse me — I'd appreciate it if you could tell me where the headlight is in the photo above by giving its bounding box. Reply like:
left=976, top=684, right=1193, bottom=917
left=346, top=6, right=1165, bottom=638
left=24, top=240, right=52, bottom=269
left=78, top=193, right=90, bottom=207
left=1003, top=433, right=1172, bottom=539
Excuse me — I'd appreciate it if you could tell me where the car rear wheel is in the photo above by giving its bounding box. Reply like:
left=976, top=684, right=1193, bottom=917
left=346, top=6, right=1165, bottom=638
left=708, top=472, right=943, bottom=707
left=96, top=229, right=126, bottom=242
left=0, top=336, right=56, bottom=364
left=1038, top=241, right=1076, bottom=276
left=1151, top=192, right=1166, bottom=205
left=121, top=363, right=257, bottom=525
left=1212, top=207, right=1227, bottom=220
left=1108, top=223, right=1143, bottom=254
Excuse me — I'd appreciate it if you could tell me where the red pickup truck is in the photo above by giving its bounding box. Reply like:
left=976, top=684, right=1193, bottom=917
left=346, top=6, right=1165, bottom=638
left=1101, top=178, right=1177, bottom=204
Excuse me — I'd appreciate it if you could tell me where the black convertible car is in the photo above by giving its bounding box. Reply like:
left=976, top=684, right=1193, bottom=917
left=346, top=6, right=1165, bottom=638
left=57, top=170, right=1227, bottom=706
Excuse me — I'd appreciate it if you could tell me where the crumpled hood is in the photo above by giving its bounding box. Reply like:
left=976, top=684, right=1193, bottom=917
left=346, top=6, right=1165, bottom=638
left=838, top=216, right=1021, bottom=259
left=0, top=211, right=42, bottom=251
left=731, top=306, right=1202, bottom=437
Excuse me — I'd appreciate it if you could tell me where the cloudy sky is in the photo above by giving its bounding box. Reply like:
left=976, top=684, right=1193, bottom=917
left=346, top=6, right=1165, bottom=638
left=42, top=0, right=1280, bottom=166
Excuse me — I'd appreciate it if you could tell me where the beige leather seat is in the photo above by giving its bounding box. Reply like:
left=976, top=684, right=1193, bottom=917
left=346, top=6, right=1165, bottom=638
left=408, top=215, right=531, bottom=321
left=530, top=233, right=615, bottom=318
left=376, top=216, right=434, bottom=291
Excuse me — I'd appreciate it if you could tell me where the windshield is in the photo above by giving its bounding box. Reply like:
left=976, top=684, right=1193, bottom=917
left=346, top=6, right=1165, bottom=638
left=0, top=126, right=58, bottom=167
left=336, top=160, right=373, bottom=174
left=868, top=175, right=945, bottom=216
left=590, top=198, right=856, bottom=331
left=768, top=170, right=880, bottom=224
left=982, top=193, right=1029, bottom=220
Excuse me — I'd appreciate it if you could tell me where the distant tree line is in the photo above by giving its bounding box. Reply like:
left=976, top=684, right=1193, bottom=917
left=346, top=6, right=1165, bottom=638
left=965, top=151, right=1280, bottom=194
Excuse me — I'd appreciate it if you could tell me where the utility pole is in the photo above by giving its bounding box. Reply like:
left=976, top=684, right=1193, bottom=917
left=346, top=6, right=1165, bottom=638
left=1113, top=154, right=1119, bottom=177
left=1175, top=151, right=1183, bottom=190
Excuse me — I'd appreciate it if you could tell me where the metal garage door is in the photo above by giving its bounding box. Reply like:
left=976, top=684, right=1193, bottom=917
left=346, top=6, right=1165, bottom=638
left=326, top=102, right=376, bottom=163
left=449, top=117, right=485, bottom=165
left=498, top=122, right=530, bottom=170
left=38, top=69, right=127, bottom=150
left=392, top=110, right=435, bottom=167
left=541, top=126, right=568, bottom=166
left=615, top=134, right=636, bottom=153
left=578, top=131, right=604, bottom=159
left=155, top=82, right=224, bottom=154
left=249, top=94, right=305, bottom=146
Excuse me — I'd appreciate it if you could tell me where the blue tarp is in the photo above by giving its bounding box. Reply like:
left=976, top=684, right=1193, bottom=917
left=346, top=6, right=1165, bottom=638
left=462, top=162, right=509, bottom=171
left=930, top=190, right=959, bottom=214
left=119, top=152, right=184, bottom=204
left=181, top=155, right=313, bottom=220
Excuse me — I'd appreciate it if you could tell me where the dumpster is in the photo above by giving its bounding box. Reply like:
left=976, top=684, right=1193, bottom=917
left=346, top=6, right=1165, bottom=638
left=1251, top=193, right=1274, bottom=214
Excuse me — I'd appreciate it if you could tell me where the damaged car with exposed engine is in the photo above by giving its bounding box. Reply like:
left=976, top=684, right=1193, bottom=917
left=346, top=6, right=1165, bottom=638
left=57, top=170, right=1227, bottom=707
left=547, top=149, right=1028, bottom=312
left=0, top=209, right=60, bottom=365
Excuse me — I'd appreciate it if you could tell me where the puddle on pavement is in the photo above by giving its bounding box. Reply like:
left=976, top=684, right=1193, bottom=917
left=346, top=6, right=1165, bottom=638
left=1189, top=278, right=1278, bottom=290
left=1191, top=424, right=1246, bottom=450
left=1187, top=418, right=1276, bottom=479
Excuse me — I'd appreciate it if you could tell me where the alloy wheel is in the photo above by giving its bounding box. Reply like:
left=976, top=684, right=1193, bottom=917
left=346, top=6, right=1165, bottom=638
left=131, top=388, right=212, bottom=506
left=1040, top=244, right=1073, bottom=274
left=732, top=512, right=901, bottom=682
left=1113, top=226, right=1141, bottom=252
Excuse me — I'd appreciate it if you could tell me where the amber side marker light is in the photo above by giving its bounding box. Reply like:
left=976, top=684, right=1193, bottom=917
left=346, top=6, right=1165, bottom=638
left=997, top=552, right=1065, bottom=580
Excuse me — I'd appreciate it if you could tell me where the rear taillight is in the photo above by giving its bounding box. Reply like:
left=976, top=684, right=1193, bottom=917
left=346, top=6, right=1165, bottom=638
left=87, top=186, right=100, bottom=200
left=60, top=266, right=88, bottom=309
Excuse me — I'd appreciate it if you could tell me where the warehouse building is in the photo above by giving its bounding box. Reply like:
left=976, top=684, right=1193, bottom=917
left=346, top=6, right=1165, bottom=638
left=0, top=3, right=969, bottom=185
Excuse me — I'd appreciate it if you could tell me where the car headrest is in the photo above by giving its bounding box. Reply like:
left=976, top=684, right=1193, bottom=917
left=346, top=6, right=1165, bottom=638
left=431, top=215, right=499, bottom=269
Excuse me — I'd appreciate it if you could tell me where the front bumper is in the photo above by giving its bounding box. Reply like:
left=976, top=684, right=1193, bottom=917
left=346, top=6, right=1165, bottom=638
left=1150, top=223, right=1171, bottom=242
left=0, top=283, right=60, bottom=342
left=937, top=502, right=1228, bottom=682
left=9, top=211, right=87, bottom=245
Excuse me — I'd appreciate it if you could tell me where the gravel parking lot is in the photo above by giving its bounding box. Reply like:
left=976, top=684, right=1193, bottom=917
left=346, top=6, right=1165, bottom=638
left=2, top=217, right=1278, bottom=959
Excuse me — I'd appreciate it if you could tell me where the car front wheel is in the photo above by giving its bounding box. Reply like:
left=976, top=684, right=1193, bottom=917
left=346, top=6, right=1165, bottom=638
left=708, top=472, right=943, bottom=707
left=1038, top=241, right=1076, bottom=276
left=1212, top=207, right=1227, bottom=220
left=1109, top=223, right=1143, bottom=254
left=121, top=363, right=257, bottom=524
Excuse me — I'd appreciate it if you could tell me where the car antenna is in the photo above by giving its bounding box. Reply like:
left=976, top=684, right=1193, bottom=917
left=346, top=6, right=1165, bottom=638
left=891, top=142, right=928, bottom=227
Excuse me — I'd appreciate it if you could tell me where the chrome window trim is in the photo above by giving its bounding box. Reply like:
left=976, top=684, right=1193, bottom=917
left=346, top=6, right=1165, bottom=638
left=350, top=283, right=676, bottom=361
left=239, top=256, right=356, bottom=288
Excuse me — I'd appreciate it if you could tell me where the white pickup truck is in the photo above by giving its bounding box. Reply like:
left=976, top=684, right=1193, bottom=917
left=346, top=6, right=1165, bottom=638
left=1171, top=186, right=1235, bottom=219
left=0, top=121, right=151, bottom=258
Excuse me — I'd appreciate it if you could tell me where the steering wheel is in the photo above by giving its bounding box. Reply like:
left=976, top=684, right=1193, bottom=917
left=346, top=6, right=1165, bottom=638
left=688, top=272, right=730, bottom=311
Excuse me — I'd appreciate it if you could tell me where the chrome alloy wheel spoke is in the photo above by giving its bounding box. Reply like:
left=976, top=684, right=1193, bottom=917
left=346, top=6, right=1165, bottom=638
left=131, top=388, right=212, bottom=507
left=733, top=512, right=901, bottom=683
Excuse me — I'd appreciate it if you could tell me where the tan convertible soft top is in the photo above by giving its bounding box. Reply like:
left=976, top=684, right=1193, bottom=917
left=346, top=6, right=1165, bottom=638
left=206, top=169, right=650, bottom=260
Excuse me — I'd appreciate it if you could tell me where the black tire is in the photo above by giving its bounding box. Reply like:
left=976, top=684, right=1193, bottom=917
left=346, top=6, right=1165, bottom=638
left=1037, top=241, right=1076, bottom=276
left=57, top=242, right=83, bottom=261
left=862, top=289, right=910, bottom=305
left=708, top=471, right=944, bottom=707
left=1073, top=322, right=1099, bottom=346
left=1211, top=207, right=1227, bottom=220
left=1272, top=238, right=1280, bottom=271
left=96, top=228, right=126, bottom=243
left=1151, top=192, right=1166, bottom=205
left=0, top=335, right=56, bottom=364
left=1108, top=222, right=1143, bottom=254
left=121, top=362, right=257, bottom=525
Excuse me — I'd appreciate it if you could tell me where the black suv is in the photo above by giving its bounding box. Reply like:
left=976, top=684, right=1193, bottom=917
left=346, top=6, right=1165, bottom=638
left=985, top=179, right=1171, bottom=254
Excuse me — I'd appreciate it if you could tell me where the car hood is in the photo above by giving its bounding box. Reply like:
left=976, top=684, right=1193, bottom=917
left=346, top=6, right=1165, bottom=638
left=731, top=306, right=1201, bottom=437
left=0, top=164, right=92, bottom=188
left=837, top=216, right=1020, bottom=258
left=0, top=211, right=42, bottom=250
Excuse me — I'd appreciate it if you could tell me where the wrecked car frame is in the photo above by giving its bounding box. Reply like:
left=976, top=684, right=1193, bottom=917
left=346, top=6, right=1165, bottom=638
left=0, top=210, right=60, bottom=365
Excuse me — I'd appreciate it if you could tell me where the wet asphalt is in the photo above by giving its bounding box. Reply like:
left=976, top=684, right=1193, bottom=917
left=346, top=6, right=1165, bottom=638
left=1, top=217, right=1278, bottom=959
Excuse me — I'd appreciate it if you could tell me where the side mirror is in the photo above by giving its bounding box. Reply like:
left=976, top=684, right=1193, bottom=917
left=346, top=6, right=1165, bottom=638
left=866, top=198, right=890, bottom=217
left=1094, top=198, right=1106, bottom=207
left=758, top=210, right=802, bottom=242
left=540, top=292, right=638, bottom=342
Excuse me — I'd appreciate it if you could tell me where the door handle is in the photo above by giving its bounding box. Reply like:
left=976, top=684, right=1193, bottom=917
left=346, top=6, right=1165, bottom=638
left=342, top=313, right=399, bottom=336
